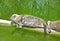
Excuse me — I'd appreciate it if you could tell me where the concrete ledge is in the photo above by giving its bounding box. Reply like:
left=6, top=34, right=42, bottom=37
left=0, top=19, right=11, bottom=24
left=0, top=19, right=60, bottom=34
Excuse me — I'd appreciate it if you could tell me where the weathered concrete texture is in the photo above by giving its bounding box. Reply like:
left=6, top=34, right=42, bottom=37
left=0, top=19, right=11, bottom=24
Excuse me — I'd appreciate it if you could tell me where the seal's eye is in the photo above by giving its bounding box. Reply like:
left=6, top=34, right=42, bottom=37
left=10, top=14, right=18, bottom=20
left=13, top=15, right=16, bottom=18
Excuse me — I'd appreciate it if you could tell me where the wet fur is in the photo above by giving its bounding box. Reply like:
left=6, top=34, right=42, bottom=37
left=11, top=14, right=47, bottom=34
left=50, top=21, right=60, bottom=32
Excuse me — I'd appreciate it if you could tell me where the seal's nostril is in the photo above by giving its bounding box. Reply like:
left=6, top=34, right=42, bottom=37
left=49, top=30, right=51, bottom=33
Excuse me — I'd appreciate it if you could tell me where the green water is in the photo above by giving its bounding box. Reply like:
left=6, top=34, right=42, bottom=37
left=0, top=25, right=60, bottom=41
left=0, top=0, right=60, bottom=41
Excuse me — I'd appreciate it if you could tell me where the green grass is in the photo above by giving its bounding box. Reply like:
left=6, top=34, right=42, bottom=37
left=0, top=0, right=60, bottom=21
left=0, top=0, right=60, bottom=41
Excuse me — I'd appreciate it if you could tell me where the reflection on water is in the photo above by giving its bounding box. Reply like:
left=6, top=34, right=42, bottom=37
left=44, top=34, right=50, bottom=41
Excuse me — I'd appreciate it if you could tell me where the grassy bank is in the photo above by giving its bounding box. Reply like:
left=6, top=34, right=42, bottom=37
left=0, top=0, right=60, bottom=21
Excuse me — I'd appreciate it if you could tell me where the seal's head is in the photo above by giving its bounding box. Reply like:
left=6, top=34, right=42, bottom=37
left=10, top=14, right=18, bottom=20
left=10, top=14, right=22, bottom=25
left=46, top=21, right=51, bottom=34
